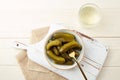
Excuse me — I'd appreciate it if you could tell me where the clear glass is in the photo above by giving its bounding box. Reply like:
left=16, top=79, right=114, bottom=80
left=79, top=3, right=101, bottom=28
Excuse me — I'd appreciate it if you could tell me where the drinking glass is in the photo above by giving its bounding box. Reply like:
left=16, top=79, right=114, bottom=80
left=79, top=3, right=101, bottom=28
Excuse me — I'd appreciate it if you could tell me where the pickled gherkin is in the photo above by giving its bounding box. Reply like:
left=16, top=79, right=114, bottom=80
left=47, top=50, right=65, bottom=64
left=75, top=51, right=80, bottom=58
left=64, top=61, right=74, bottom=65
left=52, top=47, right=59, bottom=55
left=61, top=53, right=71, bottom=60
left=53, top=32, right=75, bottom=42
left=46, top=39, right=62, bottom=50
left=60, top=40, right=82, bottom=53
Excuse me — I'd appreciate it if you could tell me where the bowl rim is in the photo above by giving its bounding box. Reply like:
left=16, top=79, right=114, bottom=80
left=44, top=29, right=85, bottom=70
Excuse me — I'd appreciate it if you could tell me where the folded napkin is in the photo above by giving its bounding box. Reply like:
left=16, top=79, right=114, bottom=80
left=16, top=26, right=108, bottom=80
left=16, top=27, right=66, bottom=80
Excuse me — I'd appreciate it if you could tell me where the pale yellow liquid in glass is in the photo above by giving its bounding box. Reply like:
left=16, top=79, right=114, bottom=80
left=79, top=4, right=101, bottom=27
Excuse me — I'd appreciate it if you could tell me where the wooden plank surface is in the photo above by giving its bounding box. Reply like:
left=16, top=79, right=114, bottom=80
left=0, top=9, right=120, bottom=37
left=0, top=66, right=25, bottom=80
left=97, top=67, right=120, bottom=80
left=0, top=0, right=120, bottom=80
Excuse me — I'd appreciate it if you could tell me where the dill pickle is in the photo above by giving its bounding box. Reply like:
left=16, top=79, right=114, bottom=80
left=46, top=39, right=62, bottom=50
left=61, top=53, right=71, bottom=60
left=52, top=47, right=59, bottom=56
left=54, top=61, right=65, bottom=64
left=67, top=49, right=74, bottom=53
left=60, top=40, right=82, bottom=53
left=53, top=32, right=75, bottom=42
left=75, top=51, right=80, bottom=58
left=54, top=60, right=74, bottom=65
left=57, top=46, right=61, bottom=50
left=64, top=61, right=74, bottom=65
left=47, top=50, right=65, bottom=64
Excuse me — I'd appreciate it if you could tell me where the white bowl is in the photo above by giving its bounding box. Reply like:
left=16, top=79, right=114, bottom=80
left=44, top=29, right=84, bottom=69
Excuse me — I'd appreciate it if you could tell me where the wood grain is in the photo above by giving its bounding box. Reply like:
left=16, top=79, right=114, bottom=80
left=0, top=9, right=120, bottom=37
left=0, top=66, right=25, bottom=80
left=0, top=0, right=120, bottom=80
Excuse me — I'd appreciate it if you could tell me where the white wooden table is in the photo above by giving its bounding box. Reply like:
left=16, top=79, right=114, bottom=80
left=0, top=0, right=120, bottom=80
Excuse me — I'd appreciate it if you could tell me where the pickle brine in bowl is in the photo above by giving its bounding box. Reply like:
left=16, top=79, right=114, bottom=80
left=44, top=29, right=84, bottom=69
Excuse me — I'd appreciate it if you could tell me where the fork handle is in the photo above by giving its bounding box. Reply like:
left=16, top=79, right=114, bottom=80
left=73, top=58, right=88, bottom=80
